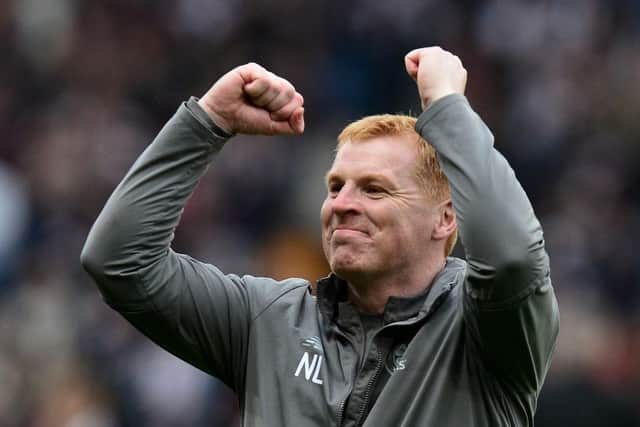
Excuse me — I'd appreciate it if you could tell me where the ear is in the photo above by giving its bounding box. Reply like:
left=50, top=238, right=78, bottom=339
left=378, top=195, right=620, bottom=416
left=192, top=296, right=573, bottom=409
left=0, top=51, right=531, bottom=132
left=431, top=200, right=457, bottom=241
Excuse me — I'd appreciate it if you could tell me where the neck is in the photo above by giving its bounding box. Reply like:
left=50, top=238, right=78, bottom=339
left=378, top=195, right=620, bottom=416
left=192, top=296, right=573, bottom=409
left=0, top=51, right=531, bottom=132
left=346, top=256, right=446, bottom=314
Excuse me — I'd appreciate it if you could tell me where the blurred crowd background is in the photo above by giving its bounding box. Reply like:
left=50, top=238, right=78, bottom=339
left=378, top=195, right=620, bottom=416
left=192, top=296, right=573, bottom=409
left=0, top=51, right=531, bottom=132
left=0, top=0, right=639, bottom=426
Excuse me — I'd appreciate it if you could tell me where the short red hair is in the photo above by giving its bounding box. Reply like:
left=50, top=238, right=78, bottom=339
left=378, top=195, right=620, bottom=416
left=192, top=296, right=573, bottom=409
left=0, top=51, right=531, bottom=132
left=337, top=114, right=457, bottom=256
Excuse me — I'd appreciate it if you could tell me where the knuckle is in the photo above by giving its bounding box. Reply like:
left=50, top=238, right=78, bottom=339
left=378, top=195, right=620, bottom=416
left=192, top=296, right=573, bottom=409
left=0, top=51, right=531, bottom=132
left=285, top=87, right=295, bottom=100
left=265, top=72, right=278, bottom=85
left=280, top=78, right=294, bottom=90
left=245, top=62, right=264, bottom=72
left=263, top=80, right=276, bottom=93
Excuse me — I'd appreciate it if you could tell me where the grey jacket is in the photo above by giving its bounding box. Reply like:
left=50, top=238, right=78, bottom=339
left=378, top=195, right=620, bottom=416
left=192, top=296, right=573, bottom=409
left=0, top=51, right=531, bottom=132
left=81, top=94, right=559, bottom=426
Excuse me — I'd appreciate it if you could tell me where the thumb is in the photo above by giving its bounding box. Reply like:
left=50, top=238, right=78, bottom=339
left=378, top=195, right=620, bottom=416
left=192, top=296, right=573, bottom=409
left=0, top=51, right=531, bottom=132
left=404, top=50, right=420, bottom=80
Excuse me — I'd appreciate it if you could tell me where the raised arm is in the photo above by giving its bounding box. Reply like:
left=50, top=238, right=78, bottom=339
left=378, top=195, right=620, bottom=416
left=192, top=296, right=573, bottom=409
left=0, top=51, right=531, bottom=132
left=406, top=47, right=558, bottom=395
left=80, top=63, right=305, bottom=390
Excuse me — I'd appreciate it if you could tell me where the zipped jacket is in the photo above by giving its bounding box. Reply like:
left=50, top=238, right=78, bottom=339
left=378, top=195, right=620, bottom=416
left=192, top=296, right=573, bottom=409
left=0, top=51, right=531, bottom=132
left=81, top=94, right=559, bottom=426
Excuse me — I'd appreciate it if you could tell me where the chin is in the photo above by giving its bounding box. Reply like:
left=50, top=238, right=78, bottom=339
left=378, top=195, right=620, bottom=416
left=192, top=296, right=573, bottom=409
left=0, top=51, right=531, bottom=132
left=330, top=255, right=367, bottom=280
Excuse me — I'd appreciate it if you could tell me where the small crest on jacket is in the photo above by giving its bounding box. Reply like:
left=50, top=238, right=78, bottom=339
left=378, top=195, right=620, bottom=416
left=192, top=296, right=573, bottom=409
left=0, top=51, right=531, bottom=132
left=385, top=343, right=408, bottom=374
left=300, top=336, right=323, bottom=353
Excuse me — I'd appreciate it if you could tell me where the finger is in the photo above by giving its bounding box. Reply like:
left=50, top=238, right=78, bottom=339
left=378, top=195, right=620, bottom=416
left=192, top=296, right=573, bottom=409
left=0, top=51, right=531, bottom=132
left=405, top=48, right=422, bottom=64
left=289, top=107, right=305, bottom=134
left=269, top=119, right=297, bottom=135
left=244, top=77, right=271, bottom=99
left=266, top=106, right=305, bottom=135
left=237, top=62, right=268, bottom=85
left=246, top=80, right=281, bottom=108
left=266, top=83, right=295, bottom=112
left=270, top=92, right=304, bottom=121
left=406, top=46, right=442, bottom=64
left=404, top=50, right=420, bottom=80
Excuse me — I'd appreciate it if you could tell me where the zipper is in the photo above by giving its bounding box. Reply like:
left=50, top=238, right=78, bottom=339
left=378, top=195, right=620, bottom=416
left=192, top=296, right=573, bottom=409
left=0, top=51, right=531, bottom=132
left=355, top=349, right=384, bottom=426
left=339, top=315, right=381, bottom=426
left=336, top=280, right=456, bottom=426
left=353, top=284, right=456, bottom=426
left=336, top=395, right=348, bottom=427
left=335, top=328, right=358, bottom=427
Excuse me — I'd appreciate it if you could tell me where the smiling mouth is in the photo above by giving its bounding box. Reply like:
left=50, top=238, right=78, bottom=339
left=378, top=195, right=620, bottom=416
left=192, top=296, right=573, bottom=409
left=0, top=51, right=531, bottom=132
left=332, top=228, right=368, bottom=237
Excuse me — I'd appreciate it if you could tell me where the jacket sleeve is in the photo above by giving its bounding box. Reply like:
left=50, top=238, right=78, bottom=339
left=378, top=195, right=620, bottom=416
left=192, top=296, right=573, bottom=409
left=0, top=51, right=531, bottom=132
left=416, top=95, right=559, bottom=397
left=80, top=98, right=262, bottom=392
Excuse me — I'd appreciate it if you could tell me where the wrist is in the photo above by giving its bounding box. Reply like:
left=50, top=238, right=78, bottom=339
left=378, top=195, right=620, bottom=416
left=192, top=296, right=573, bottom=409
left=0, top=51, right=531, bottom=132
left=422, top=89, right=458, bottom=110
left=197, top=98, right=234, bottom=135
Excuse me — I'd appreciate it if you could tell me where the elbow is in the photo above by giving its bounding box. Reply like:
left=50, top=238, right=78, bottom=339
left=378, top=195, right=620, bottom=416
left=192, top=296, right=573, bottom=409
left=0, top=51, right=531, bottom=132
left=80, top=236, right=135, bottom=307
left=493, top=235, right=548, bottom=285
left=473, top=195, right=546, bottom=273
left=80, top=235, right=105, bottom=280
left=80, top=210, right=129, bottom=281
left=466, top=225, right=547, bottom=283
left=80, top=219, right=119, bottom=282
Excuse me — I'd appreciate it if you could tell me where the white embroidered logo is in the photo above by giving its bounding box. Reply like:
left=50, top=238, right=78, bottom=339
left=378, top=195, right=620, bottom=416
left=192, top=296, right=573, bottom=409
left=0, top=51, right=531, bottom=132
left=385, top=343, right=408, bottom=375
left=294, top=336, right=324, bottom=385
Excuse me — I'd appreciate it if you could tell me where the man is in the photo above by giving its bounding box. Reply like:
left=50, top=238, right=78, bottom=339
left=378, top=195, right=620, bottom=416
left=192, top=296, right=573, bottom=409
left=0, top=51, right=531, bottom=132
left=81, top=47, right=559, bottom=426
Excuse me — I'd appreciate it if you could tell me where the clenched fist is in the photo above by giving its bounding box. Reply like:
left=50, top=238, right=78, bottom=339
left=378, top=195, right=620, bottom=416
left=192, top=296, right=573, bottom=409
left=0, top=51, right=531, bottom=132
left=405, top=47, right=467, bottom=110
left=198, top=63, right=305, bottom=136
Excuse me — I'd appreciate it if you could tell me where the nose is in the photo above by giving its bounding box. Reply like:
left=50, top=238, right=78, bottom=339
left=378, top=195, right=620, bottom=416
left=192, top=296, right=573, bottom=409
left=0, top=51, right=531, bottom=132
left=329, top=183, right=361, bottom=216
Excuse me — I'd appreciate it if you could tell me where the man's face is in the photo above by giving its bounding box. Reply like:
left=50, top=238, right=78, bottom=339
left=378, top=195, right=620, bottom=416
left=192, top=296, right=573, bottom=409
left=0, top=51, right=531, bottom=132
left=321, top=135, right=440, bottom=283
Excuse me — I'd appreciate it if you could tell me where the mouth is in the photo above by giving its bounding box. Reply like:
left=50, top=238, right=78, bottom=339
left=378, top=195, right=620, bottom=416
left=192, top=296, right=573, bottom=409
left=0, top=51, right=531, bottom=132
left=331, top=227, right=369, bottom=238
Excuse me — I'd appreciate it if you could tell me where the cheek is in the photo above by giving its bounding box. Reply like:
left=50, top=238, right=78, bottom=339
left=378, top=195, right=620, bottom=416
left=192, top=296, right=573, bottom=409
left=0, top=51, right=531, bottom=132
left=401, top=213, right=434, bottom=246
left=384, top=210, right=430, bottom=244
left=320, top=198, right=331, bottom=226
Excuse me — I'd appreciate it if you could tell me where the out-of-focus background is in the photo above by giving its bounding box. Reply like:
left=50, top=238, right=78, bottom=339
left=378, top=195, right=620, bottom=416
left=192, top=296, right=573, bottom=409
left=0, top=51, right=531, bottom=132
left=0, top=0, right=639, bottom=426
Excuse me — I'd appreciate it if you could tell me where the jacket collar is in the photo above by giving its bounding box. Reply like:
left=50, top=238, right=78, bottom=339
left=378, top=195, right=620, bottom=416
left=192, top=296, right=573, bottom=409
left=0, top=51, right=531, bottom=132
left=315, top=257, right=465, bottom=327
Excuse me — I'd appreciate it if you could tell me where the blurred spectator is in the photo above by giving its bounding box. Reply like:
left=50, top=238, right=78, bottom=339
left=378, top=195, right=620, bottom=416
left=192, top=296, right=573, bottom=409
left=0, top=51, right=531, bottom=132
left=0, top=163, right=28, bottom=287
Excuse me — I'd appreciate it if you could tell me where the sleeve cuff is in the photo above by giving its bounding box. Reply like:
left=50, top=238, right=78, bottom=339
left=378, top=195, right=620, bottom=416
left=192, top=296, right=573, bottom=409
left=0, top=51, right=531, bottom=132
left=185, top=96, right=235, bottom=139
left=415, top=94, right=468, bottom=135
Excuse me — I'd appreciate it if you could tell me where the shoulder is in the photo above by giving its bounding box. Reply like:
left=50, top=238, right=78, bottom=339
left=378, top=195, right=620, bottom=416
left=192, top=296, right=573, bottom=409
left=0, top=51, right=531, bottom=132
left=237, top=274, right=313, bottom=319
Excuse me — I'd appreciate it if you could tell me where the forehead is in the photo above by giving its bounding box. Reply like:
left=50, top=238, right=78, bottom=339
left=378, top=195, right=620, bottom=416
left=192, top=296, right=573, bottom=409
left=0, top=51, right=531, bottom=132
left=329, top=135, right=420, bottom=180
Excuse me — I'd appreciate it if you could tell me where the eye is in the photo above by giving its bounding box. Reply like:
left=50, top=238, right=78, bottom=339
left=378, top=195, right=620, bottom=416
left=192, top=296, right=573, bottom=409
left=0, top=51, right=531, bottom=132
left=364, top=185, right=385, bottom=196
left=328, top=181, right=343, bottom=196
